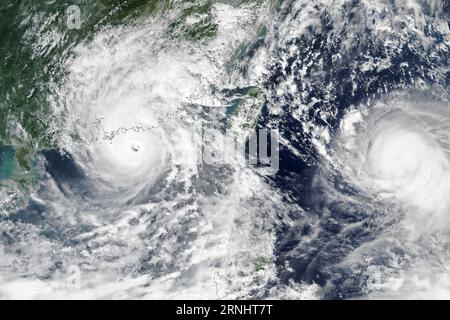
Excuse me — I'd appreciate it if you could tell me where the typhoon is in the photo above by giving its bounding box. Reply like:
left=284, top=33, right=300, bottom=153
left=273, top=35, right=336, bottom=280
left=0, top=0, right=449, bottom=300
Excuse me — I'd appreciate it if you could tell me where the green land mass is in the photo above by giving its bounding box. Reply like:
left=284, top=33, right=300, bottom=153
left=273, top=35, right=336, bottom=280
left=0, top=0, right=266, bottom=150
left=0, top=0, right=271, bottom=212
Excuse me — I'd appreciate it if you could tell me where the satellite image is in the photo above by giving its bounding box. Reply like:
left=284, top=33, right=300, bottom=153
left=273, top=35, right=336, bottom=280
left=0, top=0, right=449, bottom=300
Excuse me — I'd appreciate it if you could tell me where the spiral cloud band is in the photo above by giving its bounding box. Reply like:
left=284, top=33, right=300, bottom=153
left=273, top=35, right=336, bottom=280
left=334, top=94, right=450, bottom=235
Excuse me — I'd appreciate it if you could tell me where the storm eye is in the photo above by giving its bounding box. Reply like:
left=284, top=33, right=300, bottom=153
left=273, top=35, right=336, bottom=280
left=337, top=104, right=450, bottom=236
left=131, top=143, right=140, bottom=152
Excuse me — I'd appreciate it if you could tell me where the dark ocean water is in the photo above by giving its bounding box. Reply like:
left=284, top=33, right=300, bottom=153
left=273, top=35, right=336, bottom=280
left=259, top=0, right=450, bottom=298
left=0, top=145, right=15, bottom=180
left=1, top=0, right=450, bottom=299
